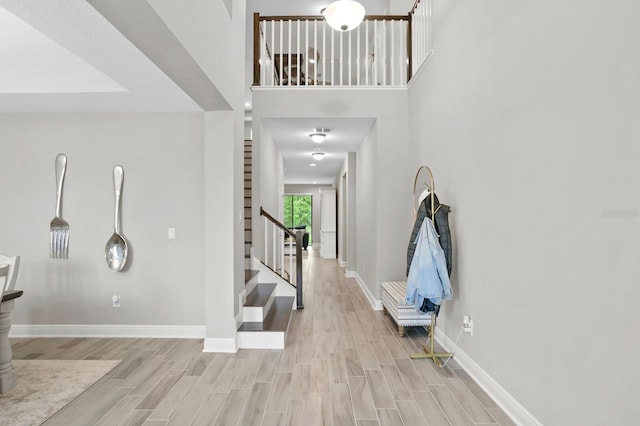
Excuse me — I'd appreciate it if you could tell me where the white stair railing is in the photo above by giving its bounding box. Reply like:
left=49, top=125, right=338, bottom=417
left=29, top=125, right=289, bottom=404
left=259, top=207, right=304, bottom=310
left=253, top=14, right=410, bottom=87
left=252, top=1, right=434, bottom=88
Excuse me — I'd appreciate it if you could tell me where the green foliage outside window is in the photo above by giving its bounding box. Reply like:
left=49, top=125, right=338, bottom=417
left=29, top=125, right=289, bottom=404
left=283, top=195, right=312, bottom=244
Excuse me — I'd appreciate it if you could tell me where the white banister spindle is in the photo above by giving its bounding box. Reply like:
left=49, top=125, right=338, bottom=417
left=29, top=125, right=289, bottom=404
left=391, top=20, right=395, bottom=85
left=289, top=235, right=293, bottom=279
left=297, top=20, right=300, bottom=84
left=279, top=20, right=283, bottom=86
left=288, top=20, right=292, bottom=85
left=373, top=21, right=378, bottom=85
left=314, top=20, right=318, bottom=83
left=263, top=216, right=268, bottom=265
left=272, top=225, right=276, bottom=268
left=280, top=229, right=284, bottom=275
left=322, top=22, right=326, bottom=85
left=331, top=28, right=334, bottom=85
left=339, top=31, right=344, bottom=86
left=305, top=20, right=309, bottom=82
left=383, top=21, right=387, bottom=85
left=348, top=30, right=352, bottom=85
left=365, top=20, right=369, bottom=85
left=357, top=25, right=361, bottom=85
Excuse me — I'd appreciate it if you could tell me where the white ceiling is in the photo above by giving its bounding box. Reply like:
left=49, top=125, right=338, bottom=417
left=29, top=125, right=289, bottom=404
left=263, top=117, right=375, bottom=184
left=0, top=0, right=201, bottom=112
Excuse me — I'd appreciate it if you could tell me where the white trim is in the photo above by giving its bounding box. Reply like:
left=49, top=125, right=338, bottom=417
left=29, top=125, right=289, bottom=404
left=237, top=331, right=285, bottom=349
left=435, top=328, right=543, bottom=426
left=345, top=269, right=356, bottom=278
left=203, top=338, right=238, bottom=353
left=237, top=289, right=247, bottom=328
left=407, top=49, right=435, bottom=90
left=312, top=243, right=321, bottom=249
left=351, top=272, right=383, bottom=311
left=338, top=258, right=346, bottom=268
left=10, top=324, right=205, bottom=339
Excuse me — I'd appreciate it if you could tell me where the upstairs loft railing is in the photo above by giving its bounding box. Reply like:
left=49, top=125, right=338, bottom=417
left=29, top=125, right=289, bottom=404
left=252, top=0, right=432, bottom=88
left=260, top=207, right=304, bottom=310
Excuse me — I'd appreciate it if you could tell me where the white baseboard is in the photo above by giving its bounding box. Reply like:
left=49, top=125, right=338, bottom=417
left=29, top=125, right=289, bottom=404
left=345, top=269, right=356, bottom=278
left=203, top=337, right=238, bottom=353
left=10, top=324, right=205, bottom=339
left=351, top=272, right=383, bottom=311
left=435, top=328, right=542, bottom=426
left=338, top=258, right=346, bottom=268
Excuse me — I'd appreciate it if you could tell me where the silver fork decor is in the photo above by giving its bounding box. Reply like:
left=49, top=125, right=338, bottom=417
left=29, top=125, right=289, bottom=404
left=50, top=153, right=69, bottom=259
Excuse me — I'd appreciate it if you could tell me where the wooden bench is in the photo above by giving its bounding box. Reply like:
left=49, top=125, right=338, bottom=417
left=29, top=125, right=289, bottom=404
left=381, top=281, right=433, bottom=337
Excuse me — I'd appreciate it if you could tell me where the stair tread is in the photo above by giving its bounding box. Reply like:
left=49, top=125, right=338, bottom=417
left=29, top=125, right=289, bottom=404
left=244, top=283, right=277, bottom=307
left=244, top=269, right=259, bottom=284
left=238, top=297, right=294, bottom=332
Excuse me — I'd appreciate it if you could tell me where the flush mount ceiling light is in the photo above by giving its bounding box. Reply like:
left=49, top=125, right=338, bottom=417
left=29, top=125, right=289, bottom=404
left=309, top=132, right=326, bottom=143
left=321, top=0, right=365, bottom=32
left=309, top=127, right=330, bottom=143
left=311, top=151, right=325, bottom=161
left=309, top=163, right=317, bottom=167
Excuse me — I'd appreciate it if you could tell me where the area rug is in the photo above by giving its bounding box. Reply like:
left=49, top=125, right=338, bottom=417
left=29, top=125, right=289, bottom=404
left=0, top=359, right=120, bottom=426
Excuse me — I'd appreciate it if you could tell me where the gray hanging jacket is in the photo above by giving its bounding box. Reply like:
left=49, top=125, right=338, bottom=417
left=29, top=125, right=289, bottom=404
left=406, top=193, right=452, bottom=277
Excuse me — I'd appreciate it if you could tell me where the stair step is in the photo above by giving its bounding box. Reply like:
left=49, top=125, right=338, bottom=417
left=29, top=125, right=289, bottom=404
left=244, top=269, right=259, bottom=284
left=243, top=283, right=277, bottom=322
left=238, top=296, right=294, bottom=333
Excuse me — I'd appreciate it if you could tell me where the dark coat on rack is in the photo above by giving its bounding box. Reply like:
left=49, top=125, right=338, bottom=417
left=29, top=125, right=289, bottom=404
left=406, top=193, right=452, bottom=277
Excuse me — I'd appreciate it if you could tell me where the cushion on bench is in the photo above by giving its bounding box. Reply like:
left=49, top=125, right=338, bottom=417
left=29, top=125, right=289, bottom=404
left=381, top=281, right=433, bottom=328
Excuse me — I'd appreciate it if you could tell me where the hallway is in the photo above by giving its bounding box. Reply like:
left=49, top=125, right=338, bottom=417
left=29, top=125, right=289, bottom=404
left=10, top=249, right=513, bottom=425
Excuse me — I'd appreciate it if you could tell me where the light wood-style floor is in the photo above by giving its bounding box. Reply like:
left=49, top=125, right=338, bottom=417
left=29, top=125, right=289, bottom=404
left=10, top=249, right=514, bottom=425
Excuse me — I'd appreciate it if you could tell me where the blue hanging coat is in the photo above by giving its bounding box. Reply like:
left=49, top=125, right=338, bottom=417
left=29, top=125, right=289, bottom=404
left=405, top=217, right=453, bottom=310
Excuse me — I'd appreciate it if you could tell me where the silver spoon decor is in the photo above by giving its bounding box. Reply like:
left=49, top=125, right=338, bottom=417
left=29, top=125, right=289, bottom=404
left=105, top=165, right=129, bottom=272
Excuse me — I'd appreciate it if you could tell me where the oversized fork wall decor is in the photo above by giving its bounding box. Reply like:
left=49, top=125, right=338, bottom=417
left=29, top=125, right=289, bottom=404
left=49, top=153, right=69, bottom=259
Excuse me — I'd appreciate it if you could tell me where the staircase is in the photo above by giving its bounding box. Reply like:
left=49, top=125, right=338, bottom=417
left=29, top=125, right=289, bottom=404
left=237, top=269, right=294, bottom=349
left=244, top=140, right=252, bottom=267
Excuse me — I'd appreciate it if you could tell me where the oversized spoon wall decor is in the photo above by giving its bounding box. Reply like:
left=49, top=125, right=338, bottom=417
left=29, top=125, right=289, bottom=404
left=105, top=165, right=129, bottom=272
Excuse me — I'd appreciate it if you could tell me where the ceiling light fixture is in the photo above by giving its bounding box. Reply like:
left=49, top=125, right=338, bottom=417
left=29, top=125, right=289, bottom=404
left=321, top=0, right=365, bottom=32
left=309, top=127, right=330, bottom=143
left=311, top=152, right=325, bottom=161
left=309, top=132, right=326, bottom=143
left=309, top=163, right=317, bottom=167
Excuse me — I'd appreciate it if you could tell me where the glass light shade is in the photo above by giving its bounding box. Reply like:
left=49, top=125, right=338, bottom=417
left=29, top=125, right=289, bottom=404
left=309, top=132, right=326, bottom=143
left=311, top=152, right=325, bottom=160
left=322, top=0, right=365, bottom=32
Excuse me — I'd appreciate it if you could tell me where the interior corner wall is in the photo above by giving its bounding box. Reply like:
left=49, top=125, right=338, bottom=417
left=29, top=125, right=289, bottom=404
left=346, top=153, right=357, bottom=272
left=407, top=1, right=640, bottom=424
left=355, top=125, right=378, bottom=292
left=0, top=113, right=205, bottom=327
left=204, top=111, right=237, bottom=343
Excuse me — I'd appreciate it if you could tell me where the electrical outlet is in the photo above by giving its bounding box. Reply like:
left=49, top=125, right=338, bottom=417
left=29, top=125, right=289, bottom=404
left=112, top=295, right=120, bottom=308
left=168, top=227, right=176, bottom=240
left=463, top=315, right=473, bottom=336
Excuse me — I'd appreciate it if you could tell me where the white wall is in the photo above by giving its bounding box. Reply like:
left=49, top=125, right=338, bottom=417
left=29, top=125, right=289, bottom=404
left=0, top=113, right=205, bottom=327
left=149, top=0, right=247, bottom=339
left=408, top=1, right=640, bottom=424
left=355, top=124, right=377, bottom=293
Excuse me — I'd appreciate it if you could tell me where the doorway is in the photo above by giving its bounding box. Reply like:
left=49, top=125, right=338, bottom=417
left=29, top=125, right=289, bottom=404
left=283, top=194, right=312, bottom=248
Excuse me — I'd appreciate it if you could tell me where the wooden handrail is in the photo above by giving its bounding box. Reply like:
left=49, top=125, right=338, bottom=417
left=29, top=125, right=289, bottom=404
left=258, top=14, right=409, bottom=22
left=260, top=207, right=296, bottom=238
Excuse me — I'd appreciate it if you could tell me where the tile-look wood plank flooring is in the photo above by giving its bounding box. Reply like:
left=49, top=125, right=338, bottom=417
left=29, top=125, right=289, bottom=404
left=10, top=249, right=514, bottom=425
